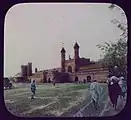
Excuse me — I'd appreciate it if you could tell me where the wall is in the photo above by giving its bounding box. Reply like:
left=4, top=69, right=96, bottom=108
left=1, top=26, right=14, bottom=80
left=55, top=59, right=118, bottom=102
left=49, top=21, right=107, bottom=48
left=65, top=59, right=75, bottom=73
left=46, top=71, right=54, bottom=81
left=69, top=68, right=108, bottom=83
left=28, top=71, right=44, bottom=83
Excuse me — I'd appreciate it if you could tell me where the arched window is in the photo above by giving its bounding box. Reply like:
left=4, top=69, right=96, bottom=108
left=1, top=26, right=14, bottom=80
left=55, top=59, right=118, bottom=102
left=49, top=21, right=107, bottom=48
left=68, top=66, right=72, bottom=73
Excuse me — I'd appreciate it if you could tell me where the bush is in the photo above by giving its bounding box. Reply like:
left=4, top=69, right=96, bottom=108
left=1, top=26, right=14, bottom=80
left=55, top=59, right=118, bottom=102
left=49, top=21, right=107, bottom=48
left=4, top=78, right=13, bottom=89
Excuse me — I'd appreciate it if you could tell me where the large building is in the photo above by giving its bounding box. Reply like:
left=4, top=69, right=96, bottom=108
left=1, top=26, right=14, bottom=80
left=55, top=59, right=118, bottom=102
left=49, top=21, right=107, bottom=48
left=15, top=42, right=109, bottom=83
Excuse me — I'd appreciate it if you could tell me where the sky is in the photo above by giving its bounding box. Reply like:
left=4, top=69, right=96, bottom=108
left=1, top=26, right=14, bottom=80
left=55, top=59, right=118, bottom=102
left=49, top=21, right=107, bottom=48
left=4, top=3, right=127, bottom=77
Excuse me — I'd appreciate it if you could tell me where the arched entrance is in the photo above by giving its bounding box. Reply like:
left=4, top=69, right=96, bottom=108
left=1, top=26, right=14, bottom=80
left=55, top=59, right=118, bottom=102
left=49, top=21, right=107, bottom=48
left=68, top=66, right=72, bottom=73
left=48, top=77, right=51, bottom=83
left=43, top=74, right=47, bottom=83
left=75, top=76, right=78, bottom=83
left=87, top=76, right=91, bottom=82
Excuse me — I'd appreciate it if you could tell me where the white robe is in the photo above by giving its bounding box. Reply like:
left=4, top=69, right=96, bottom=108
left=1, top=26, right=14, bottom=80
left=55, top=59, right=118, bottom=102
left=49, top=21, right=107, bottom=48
left=119, top=79, right=127, bottom=93
left=90, top=82, right=102, bottom=102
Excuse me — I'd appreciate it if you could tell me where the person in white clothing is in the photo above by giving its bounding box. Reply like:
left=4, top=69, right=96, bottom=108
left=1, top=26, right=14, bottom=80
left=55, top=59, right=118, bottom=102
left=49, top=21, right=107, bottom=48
left=90, top=80, right=102, bottom=110
left=118, top=76, right=127, bottom=100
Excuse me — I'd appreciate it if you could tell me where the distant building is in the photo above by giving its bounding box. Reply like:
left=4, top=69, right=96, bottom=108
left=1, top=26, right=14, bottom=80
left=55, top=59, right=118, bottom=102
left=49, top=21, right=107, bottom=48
left=21, top=62, right=33, bottom=77
left=14, top=42, right=109, bottom=83
left=13, top=73, right=24, bottom=82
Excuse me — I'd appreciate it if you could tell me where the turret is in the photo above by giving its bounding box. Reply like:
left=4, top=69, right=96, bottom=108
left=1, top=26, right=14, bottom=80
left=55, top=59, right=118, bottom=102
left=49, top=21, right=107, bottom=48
left=74, top=42, right=79, bottom=59
left=61, top=47, right=66, bottom=72
left=74, top=42, right=80, bottom=72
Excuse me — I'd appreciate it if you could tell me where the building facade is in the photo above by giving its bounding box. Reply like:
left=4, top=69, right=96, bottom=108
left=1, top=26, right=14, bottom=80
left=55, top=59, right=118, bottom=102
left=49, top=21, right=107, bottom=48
left=59, top=42, right=108, bottom=83
left=15, top=42, right=109, bottom=83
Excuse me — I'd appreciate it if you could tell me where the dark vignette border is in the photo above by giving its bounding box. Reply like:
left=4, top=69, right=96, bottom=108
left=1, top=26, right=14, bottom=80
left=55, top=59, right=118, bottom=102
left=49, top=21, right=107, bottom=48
left=0, top=0, right=130, bottom=120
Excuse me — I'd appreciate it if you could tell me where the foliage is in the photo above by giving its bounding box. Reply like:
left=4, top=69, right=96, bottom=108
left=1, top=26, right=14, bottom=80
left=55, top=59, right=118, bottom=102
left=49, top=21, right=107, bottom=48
left=4, top=78, right=12, bottom=89
left=96, top=4, right=127, bottom=76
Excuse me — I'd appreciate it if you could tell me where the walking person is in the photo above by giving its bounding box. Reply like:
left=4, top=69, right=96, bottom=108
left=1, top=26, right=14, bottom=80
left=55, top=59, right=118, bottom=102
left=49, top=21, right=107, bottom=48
left=118, top=76, right=127, bottom=100
left=108, top=76, right=121, bottom=110
left=90, top=80, right=102, bottom=110
left=30, top=80, right=36, bottom=99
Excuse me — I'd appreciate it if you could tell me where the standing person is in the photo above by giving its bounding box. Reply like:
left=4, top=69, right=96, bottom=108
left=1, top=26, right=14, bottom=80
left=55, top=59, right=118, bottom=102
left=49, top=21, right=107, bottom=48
left=107, top=76, right=114, bottom=108
left=30, top=80, right=36, bottom=99
left=108, top=76, right=121, bottom=110
left=84, top=79, right=86, bottom=84
left=118, top=76, right=127, bottom=100
left=53, top=81, right=56, bottom=86
left=53, top=77, right=56, bottom=86
left=90, top=80, right=102, bottom=110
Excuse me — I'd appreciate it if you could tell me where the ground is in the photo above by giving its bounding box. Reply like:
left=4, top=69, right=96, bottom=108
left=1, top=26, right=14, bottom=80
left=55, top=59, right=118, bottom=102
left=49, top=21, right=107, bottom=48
left=4, top=83, right=126, bottom=117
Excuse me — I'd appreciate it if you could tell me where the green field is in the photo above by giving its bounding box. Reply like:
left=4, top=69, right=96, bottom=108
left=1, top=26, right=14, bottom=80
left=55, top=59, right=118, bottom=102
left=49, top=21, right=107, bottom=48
left=4, top=83, right=108, bottom=117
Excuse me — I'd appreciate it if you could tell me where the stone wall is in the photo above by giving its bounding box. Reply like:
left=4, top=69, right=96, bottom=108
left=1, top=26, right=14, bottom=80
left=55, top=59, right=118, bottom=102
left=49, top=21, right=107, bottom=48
left=28, top=71, right=44, bottom=83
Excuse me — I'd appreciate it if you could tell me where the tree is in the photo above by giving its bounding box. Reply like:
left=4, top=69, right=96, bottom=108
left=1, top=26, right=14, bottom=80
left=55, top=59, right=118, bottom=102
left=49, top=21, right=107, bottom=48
left=96, top=4, right=127, bottom=77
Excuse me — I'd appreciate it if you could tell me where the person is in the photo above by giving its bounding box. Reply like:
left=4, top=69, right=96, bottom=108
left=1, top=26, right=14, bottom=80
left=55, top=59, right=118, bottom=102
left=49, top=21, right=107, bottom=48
left=53, top=77, right=56, bottom=86
left=83, top=79, right=86, bottom=84
left=90, top=80, right=102, bottom=110
left=108, top=76, right=121, bottom=110
left=118, top=76, right=127, bottom=100
left=48, top=78, right=51, bottom=83
left=30, top=80, right=36, bottom=99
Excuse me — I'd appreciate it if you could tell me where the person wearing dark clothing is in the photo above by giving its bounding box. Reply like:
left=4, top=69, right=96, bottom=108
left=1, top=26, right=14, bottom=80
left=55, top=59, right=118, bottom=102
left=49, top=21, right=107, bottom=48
left=108, top=78, right=121, bottom=110
left=83, top=79, right=86, bottom=84
left=30, top=80, right=36, bottom=99
left=52, top=77, right=56, bottom=86
left=53, top=81, right=56, bottom=86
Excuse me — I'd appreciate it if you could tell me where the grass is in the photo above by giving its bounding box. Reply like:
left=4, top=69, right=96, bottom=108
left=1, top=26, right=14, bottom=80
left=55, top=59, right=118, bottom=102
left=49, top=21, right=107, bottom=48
left=67, top=84, right=90, bottom=91
left=4, top=83, right=89, bottom=117
left=4, top=83, right=107, bottom=117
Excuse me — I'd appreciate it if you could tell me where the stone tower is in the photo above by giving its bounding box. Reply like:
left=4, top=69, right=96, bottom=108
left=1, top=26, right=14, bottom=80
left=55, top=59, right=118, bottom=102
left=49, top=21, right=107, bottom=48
left=21, top=65, right=28, bottom=77
left=27, top=62, right=32, bottom=76
left=35, top=68, right=38, bottom=73
left=21, top=65, right=24, bottom=77
left=74, top=42, right=79, bottom=72
left=61, top=47, right=66, bottom=72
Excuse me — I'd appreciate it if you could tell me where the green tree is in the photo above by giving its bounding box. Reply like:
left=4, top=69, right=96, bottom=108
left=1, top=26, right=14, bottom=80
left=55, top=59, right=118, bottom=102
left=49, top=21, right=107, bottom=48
left=97, top=4, right=127, bottom=77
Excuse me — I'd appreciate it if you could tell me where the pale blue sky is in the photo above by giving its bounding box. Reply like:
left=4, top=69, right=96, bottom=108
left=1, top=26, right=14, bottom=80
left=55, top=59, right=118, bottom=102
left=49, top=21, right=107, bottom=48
left=4, top=3, right=127, bottom=77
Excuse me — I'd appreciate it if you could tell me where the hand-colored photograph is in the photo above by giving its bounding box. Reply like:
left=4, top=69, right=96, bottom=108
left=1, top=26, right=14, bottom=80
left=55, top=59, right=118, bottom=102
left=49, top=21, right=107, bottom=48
left=4, top=3, right=127, bottom=117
